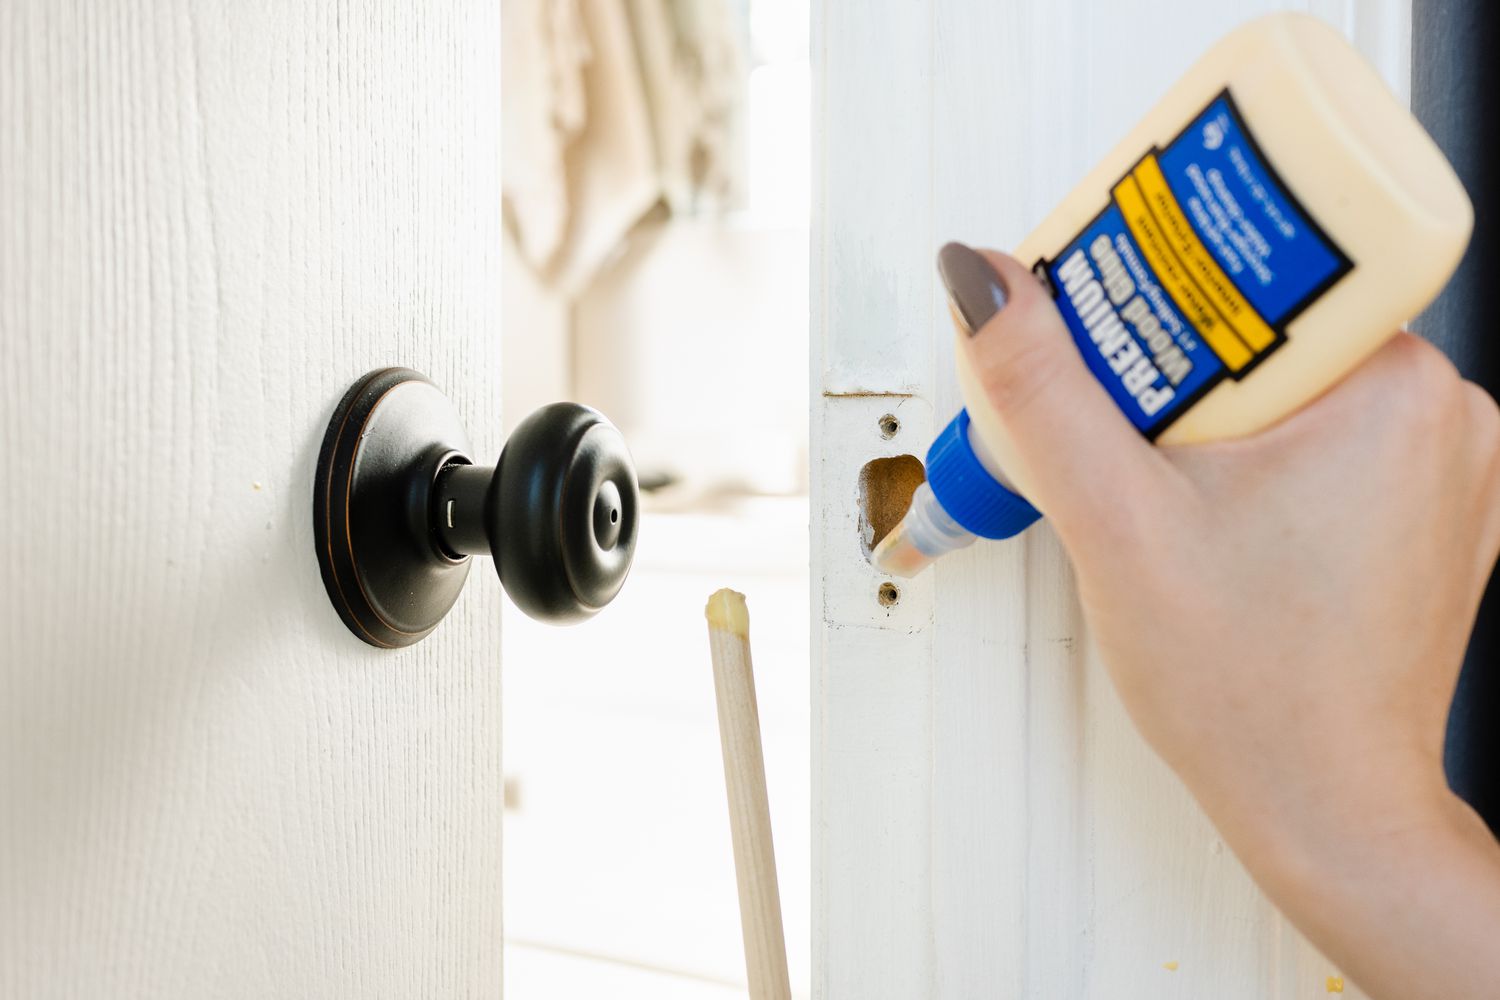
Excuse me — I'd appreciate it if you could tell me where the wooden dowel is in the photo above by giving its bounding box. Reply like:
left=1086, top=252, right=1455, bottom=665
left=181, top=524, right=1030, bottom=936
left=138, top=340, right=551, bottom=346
left=705, top=588, right=792, bottom=1000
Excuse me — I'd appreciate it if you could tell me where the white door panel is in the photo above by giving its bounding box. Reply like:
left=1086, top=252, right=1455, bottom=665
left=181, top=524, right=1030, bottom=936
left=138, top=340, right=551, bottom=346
left=0, top=3, right=504, bottom=996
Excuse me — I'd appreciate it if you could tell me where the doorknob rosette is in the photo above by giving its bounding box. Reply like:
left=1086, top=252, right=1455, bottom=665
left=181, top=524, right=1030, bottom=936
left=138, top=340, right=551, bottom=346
left=313, top=367, right=639, bottom=648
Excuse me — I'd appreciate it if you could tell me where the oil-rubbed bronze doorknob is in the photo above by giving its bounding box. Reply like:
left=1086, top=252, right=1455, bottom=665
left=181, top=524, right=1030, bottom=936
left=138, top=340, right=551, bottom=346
left=313, top=367, right=639, bottom=648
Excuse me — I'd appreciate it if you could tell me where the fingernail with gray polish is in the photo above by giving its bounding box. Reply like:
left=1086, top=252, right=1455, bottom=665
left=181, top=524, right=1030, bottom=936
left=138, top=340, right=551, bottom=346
left=937, top=241, right=1009, bottom=337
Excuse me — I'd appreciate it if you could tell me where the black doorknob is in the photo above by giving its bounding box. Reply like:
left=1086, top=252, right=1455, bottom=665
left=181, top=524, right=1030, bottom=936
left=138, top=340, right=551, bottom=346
left=313, top=367, right=639, bottom=648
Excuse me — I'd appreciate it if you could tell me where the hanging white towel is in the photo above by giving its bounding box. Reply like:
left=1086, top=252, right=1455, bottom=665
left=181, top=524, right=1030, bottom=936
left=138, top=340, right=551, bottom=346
left=502, top=0, right=748, bottom=293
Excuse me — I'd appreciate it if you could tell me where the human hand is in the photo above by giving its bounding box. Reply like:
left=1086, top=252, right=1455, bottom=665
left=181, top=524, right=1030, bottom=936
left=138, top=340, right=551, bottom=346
left=945, top=243, right=1500, bottom=999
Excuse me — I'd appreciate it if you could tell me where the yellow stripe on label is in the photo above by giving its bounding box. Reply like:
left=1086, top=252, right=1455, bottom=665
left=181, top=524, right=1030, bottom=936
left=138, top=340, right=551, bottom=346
left=1115, top=154, right=1279, bottom=372
left=1112, top=173, right=1251, bottom=370
left=1133, top=153, right=1278, bottom=353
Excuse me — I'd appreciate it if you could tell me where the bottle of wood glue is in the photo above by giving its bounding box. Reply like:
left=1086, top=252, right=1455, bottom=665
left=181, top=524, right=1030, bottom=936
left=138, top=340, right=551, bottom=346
left=872, top=12, right=1473, bottom=578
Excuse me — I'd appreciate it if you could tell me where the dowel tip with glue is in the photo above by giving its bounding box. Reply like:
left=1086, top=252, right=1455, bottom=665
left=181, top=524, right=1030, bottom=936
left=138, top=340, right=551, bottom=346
left=703, top=588, right=793, bottom=1000
left=705, top=587, right=751, bottom=636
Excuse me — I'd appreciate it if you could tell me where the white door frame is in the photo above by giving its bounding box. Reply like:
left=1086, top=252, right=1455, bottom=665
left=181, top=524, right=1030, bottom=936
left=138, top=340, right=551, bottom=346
left=810, top=3, right=1409, bottom=997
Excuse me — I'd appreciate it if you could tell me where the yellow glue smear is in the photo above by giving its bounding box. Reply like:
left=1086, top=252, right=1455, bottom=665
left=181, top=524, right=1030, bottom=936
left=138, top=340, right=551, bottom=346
left=705, top=588, right=750, bottom=636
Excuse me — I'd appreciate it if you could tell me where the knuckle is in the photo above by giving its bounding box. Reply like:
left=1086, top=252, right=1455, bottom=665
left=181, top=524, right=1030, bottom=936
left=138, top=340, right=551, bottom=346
left=972, top=312, right=1070, bottom=419
left=1463, top=381, right=1500, bottom=431
left=1383, top=336, right=1464, bottom=433
left=1392, top=338, right=1452, bottom=392
left=1400, top=335, right=1461, bottom=391
left=1463, top=381, right=1500, bottom=470
left=972, top=301, right=1080, bottom=413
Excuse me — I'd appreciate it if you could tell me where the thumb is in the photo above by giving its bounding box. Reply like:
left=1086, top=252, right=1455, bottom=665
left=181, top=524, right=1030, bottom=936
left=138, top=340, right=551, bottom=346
left=938, top=243, right=1169, bottom=535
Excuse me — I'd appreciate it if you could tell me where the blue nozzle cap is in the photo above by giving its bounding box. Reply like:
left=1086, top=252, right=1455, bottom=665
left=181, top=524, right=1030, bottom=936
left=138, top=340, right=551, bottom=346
left=924, top=410, right=1041, bottom=540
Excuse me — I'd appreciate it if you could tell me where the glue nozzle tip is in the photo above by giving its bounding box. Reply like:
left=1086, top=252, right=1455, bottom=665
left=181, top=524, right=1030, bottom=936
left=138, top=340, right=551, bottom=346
left=871, top=518, right=938, bottom=579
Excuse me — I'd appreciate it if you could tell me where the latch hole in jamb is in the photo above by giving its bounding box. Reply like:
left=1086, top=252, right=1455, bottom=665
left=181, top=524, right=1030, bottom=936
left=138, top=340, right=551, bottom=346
left=857, top=453, right=926, bottom=557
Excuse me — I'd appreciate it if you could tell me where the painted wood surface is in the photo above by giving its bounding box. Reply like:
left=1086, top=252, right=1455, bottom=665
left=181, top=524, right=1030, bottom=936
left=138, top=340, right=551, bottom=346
left=812, top=3, right=1409, bottom=998
left=0, top=2, right=504, bottom=996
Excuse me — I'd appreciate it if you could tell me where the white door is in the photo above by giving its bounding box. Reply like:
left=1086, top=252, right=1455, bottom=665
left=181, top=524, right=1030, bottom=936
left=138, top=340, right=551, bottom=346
left=0, top=3, right=504, bottom=996
left=812, top=3, right=1408, bottom=998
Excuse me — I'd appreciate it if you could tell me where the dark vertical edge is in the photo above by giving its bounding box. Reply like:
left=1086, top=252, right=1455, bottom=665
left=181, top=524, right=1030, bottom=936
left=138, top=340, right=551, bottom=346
left=1411, top=0, right=1500, bottom=830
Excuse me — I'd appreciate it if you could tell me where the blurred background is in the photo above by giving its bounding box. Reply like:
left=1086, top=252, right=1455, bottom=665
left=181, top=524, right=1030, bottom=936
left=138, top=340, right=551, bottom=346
left=498, top=1, right=810, bottom=995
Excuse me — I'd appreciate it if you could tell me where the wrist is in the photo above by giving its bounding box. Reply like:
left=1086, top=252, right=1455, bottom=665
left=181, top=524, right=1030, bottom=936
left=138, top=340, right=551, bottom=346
left=1232, top=778, right=1500, bottom=999
left=1204, top=746, right=1458, bottom=898
left=1176, top=729, right=1452, bottom=886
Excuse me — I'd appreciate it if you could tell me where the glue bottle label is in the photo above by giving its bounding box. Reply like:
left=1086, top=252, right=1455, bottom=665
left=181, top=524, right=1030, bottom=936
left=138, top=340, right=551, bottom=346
left=1035, top=90, right=1353, bottom=438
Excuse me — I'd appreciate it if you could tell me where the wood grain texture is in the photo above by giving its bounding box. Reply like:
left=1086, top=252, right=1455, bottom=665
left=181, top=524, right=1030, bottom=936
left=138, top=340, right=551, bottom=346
left=813, top=2, right=1409, bottom=998
left=0, top=2, right=504, bottom=997
left=706, top=591, right=792, bottom=1000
